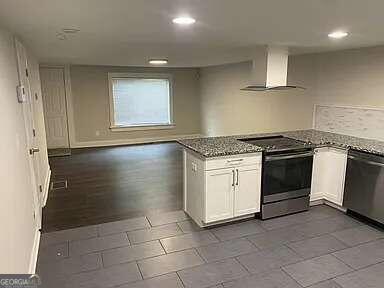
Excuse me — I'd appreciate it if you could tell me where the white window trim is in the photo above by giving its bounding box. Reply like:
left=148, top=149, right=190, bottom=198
left=108, top=72, right=174, bottom=131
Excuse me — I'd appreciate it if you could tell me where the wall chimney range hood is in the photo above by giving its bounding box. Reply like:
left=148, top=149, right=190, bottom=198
left=241, top=46, right=304, bottom=91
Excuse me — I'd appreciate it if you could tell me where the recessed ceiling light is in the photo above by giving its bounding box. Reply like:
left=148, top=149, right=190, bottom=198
left=328, top=31, right=348, bottom=39
left=172, top=16, right=196, bottom=25
left=149, top=59, right=168, bottom=65
left=62, top=28, right=80, bottom=34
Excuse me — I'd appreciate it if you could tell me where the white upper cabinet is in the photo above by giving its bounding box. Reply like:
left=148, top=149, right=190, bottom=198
left=311, top=147, right=348, bottom=206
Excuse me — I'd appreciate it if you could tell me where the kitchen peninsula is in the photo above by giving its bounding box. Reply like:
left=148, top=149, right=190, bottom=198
left=178, top=129, right=384, bottom=227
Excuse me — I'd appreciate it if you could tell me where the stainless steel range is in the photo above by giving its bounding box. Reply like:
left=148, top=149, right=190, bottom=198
left=239, top=136, right=314, bottom=219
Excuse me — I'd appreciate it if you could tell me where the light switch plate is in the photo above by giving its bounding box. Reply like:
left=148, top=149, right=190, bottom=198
left=16, top=85, right=26, bottom=103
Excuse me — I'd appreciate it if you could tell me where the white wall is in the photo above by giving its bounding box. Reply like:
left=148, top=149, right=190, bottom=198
left=199, top=61, right=315, bottom=136
left=199, top=46, right=384, bottom=138
left=0, top=27, right=44, bottom=273
left=69, top=65, right=201, bottom=146
left=0, top=27, right=36, bottom=272
left=302, top=46, right=384, bottom=108
left=291, top=46, right=384, bottom=139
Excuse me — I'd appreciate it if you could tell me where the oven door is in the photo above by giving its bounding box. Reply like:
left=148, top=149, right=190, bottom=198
left=263, top=151, right=313, bottom=203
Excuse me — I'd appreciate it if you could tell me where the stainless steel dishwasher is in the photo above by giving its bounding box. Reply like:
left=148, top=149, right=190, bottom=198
left=343, top=150, right=384, bottom=225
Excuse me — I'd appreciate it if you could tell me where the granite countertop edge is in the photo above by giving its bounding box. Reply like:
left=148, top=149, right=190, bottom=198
left=177, top=129, right=384, bottom=158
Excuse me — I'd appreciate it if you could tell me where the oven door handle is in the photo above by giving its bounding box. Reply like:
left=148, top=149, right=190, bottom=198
left=265, top=151, right=314, bottom=161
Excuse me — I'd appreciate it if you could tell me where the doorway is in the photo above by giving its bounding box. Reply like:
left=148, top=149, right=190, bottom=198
left=40, top=66, right=70, bottom=156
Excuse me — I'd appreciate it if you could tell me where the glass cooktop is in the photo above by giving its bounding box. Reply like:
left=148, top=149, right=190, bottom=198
left=239, top=136, right=312, bottom=152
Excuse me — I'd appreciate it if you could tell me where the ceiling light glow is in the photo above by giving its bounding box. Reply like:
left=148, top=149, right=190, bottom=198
left=172, top=16, right=196, bottom=25
left=148, top=59, right=168, bottom=65
left=328, top=31, right=348, bottom=39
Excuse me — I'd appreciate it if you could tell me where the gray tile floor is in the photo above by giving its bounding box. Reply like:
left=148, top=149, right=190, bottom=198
left=36, top=205, right=384, bottom=288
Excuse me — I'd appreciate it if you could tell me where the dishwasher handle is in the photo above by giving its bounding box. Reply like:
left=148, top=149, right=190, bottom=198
left=348, top=155, right=384, bottom=168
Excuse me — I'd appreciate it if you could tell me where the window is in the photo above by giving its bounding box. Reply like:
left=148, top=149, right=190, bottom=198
left=109, top=73, right=173, bottom=130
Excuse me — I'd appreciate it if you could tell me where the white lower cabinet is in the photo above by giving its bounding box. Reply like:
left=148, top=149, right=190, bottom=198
left=205, top=168, right=234, bottom=222
left=234, top=166, right=261, bottom=217
left=184, top=150, right=262, bottom=227
left=311, top=147, right=348, bottom=206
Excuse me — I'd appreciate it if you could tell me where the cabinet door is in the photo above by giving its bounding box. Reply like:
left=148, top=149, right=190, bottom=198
left=234, top=165, right=261, bottom=217
left=323, top=149, right=347, bottom=206
left=310, top=149, right=328, bottom=201
left=311, top=148, right=347, bottom=206
left=205, top=168, right=234, bottom=223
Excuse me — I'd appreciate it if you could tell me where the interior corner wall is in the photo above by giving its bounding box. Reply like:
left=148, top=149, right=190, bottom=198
left=69, top=65, right=201, bottom=146
left=0, top=27, right=36, bottom=273
left=199, top=61, right=315, bottom=137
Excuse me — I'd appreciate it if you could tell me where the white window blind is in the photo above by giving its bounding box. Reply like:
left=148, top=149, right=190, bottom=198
left=110, top=76, right=171, bottom=127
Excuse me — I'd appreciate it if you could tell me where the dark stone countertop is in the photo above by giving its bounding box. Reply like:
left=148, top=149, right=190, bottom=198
left=178, top=129, right=384, bottom=158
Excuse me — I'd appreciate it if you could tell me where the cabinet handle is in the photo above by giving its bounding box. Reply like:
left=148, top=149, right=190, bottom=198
left=227, top=159, right=244, bottom=163
left=236, top=169, right=239, bottom=186
left=232, top=170, right=235, bottom=187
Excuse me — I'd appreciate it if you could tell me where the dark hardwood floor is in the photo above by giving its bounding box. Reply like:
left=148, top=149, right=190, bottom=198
left=42, top=142, right=183, bottom=232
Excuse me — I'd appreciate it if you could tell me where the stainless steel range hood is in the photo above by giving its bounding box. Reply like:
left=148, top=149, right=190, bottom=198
left=241, top=46, right=304, bottom=91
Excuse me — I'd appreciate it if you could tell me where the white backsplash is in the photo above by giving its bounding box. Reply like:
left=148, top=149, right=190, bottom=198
left=314, top=105, right=384, bottom=141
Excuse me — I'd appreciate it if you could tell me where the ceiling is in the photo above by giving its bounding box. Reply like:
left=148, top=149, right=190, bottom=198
left=1, top=0, right=383, bottom=67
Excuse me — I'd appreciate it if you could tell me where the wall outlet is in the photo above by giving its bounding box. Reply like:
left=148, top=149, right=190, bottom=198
left=191, top=162, right=198, bottom=172
left=95, top=130, right=100, bottom=136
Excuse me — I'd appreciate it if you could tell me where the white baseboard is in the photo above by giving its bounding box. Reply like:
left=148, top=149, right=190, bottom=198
left=310, top=198, right=347, bottom=212
left=310, top=199, right=325, bottom=206
left=71, top=134, right=202, bottom=148
left=28, top=228, right=40, bottom=274
left=323, top=200, right=347, bottom=212
left=310, top=193, right=324, bottom=202
left=42, top=167, right=51, bottom=207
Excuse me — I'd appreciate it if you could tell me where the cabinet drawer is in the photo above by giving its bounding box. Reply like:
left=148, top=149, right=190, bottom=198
left=205, top=153, right=262, bottom=170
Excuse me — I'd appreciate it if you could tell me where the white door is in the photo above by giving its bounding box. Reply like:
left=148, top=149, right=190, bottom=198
left=205, top=168, right=234, bottom=223
left=15, top=38, right=42, bottom=229
left=40, top=67, right=69, bottom=148
left=234, top=165, right=261, bottom=217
